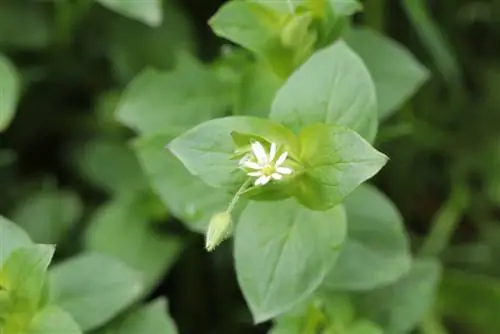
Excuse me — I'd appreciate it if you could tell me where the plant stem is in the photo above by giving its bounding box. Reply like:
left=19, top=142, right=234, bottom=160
left=227, top=179, right=252, bottom=213
left=419, top=179, right=469, bottom=257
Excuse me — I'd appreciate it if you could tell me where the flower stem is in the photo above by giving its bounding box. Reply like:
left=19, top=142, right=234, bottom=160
left=227, top=179, right=252, bottom=213
left=419, top=178, right=469, bottom=257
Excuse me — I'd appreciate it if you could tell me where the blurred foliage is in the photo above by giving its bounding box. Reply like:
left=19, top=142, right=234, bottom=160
left=1, top=0, right=500, bottom=333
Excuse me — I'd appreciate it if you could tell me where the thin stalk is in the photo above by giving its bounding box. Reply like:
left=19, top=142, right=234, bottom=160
left=419, top=179, right=469, bottom=257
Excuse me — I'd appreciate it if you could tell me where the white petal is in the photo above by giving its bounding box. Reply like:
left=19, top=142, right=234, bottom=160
left=269, top=143, right=277, bottom=162
left=248, top=171, right=263, bottom=177
left=239, top=156, right=249, bottom=165
left=271, top=173, right=283, bottom=180
left=275, top=152, right=288, bottom=166
left=251, top=141, right=268, bottom=164
left=255, top=175, right=271, bottom=186
left=242, top=161, right=262, bottom=170
left=276, top=166, right=293, bottom=175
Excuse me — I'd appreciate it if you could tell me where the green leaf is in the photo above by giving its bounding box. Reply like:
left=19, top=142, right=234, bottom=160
left=355, top=258, right=441, bottom=334
left=324, top=184, right=411, bottom=290
left=295, top=124, right=387, bottom=210
left=0, top=54, right=21, bottom=132
left=134, top=133, right=233, bottom=232
left=270, top=40, right=378, bottom=142
left=168, top=116, right=298, bottom=189
left=234, top=198, right=347, bottom=322
left=347, top=320, right=384, bottom=334
left=329, top=0, right=363, bottom=16
left=97, top=0, right=162, bottom=27
left=74, top=139, right=148, bottom=194
left=105, top=298, right=177, bottom=334
left=345, top=27, right=429, bottom=119
left=437, top=269, right=500, bottom=334
left=84, top=194, right=182, bottom=290
left=1, top=245, right=55, bottom=313
left=235, top=62, right=284, bottom=118
left=26, top=305, right=82, bottom=334
left=49, top=253, right=144, bottom=331
left=108, top=3, right=195, bottom=81
left=115, top=54, right=233, bottom=135
left=11, top=188, right=82, bottom=244
left=0, top=215, right=32, bottom=266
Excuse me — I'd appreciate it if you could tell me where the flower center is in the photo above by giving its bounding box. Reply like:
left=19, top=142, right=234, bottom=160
left=261, top=165, right=275, bottom=176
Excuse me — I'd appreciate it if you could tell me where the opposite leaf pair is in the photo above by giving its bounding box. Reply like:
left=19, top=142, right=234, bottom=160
left=168, top=116, right=387, bottom=213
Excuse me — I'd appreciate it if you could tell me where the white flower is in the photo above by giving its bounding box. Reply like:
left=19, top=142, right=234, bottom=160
left=239, top=141, right=293, bottom=186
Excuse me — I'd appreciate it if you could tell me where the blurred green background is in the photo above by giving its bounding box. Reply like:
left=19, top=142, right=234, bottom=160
left=2, top=0, right=500, bottom=333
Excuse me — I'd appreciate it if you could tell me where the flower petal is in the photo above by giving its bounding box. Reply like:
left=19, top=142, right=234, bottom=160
left=255, top=175, right=271, bottom=186
left=271, top=173, right=283, bottom=180
left=248, top=171, right=263, bottom=177
left=251, top=141, right=268, bottom=164
left=242, top=161, right=262, bottom=170
left=269, top=142, right=277, bottom=162
left=276, top=166, right=293, bottom=175
left=275, top=152, right=288, bottom=166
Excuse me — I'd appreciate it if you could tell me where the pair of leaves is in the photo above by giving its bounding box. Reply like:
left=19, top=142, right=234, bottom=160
left=168, top=116, right=386, bottom=211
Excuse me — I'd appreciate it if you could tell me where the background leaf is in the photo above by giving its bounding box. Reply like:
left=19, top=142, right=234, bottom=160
left=103, top=298, right=177, bottom=334
left=84, top=194, right=182, bottom=290
left=0, top=54, right=21, bottom=132
left=345, top=27, right=430, bottom=119
left=97, top=0, right=162, bottom=27
left=324, top=184, right=411, bottom=290
left=49, top=253, right=144, bottom=331
left=11, top=187, right=82, bottom=244
left=234, top=198, right=347, bottom=322
left=355, top=258, right=442, bottom=334
left=115, top=54, right=233, bottom=135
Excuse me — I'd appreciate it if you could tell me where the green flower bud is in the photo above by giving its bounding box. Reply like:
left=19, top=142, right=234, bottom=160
left=281, top=12, right=314, bottom=48
left=205, top=211, right=232, bottom=252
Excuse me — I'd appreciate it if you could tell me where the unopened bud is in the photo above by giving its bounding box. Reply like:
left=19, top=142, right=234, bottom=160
left=205, top=211, right=232, bottom=252
left=281, top=13, right=314, bottom=48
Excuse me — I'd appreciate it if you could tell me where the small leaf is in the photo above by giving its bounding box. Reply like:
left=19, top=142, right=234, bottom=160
left=295, top=124, right=387, bottom=210
left=49, top=253, right=144, bottom=331
left=74, top=139, right=148, bottom=194
left=1, top=245, right=55, bottom=313
left=355, top=258, right=442, bottom=334
left=134, top=133, right=233, bottom=232
left=11, top=188, right=82, bottom=244
left=0, top=54, right=21, bottom=132
left=0, top=215, right=32, bottom=266
left=26, top=305, right=82, bottom=334
left=106, top=298, right=178, bottom=334
left=168, top=116, right=299, bottom=189
left=235, top=198, right=347, bottom=322
left=345, top=27, right=429, bottom=119
left=97, top=0, right=162, bottom=27
left=115, top=54, right=233, bottom=135
left=324, top=184, right=411, bottom=290
left=271, top=40, right=378, bottom=142
left=84, top=194, right=182, bottom=290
